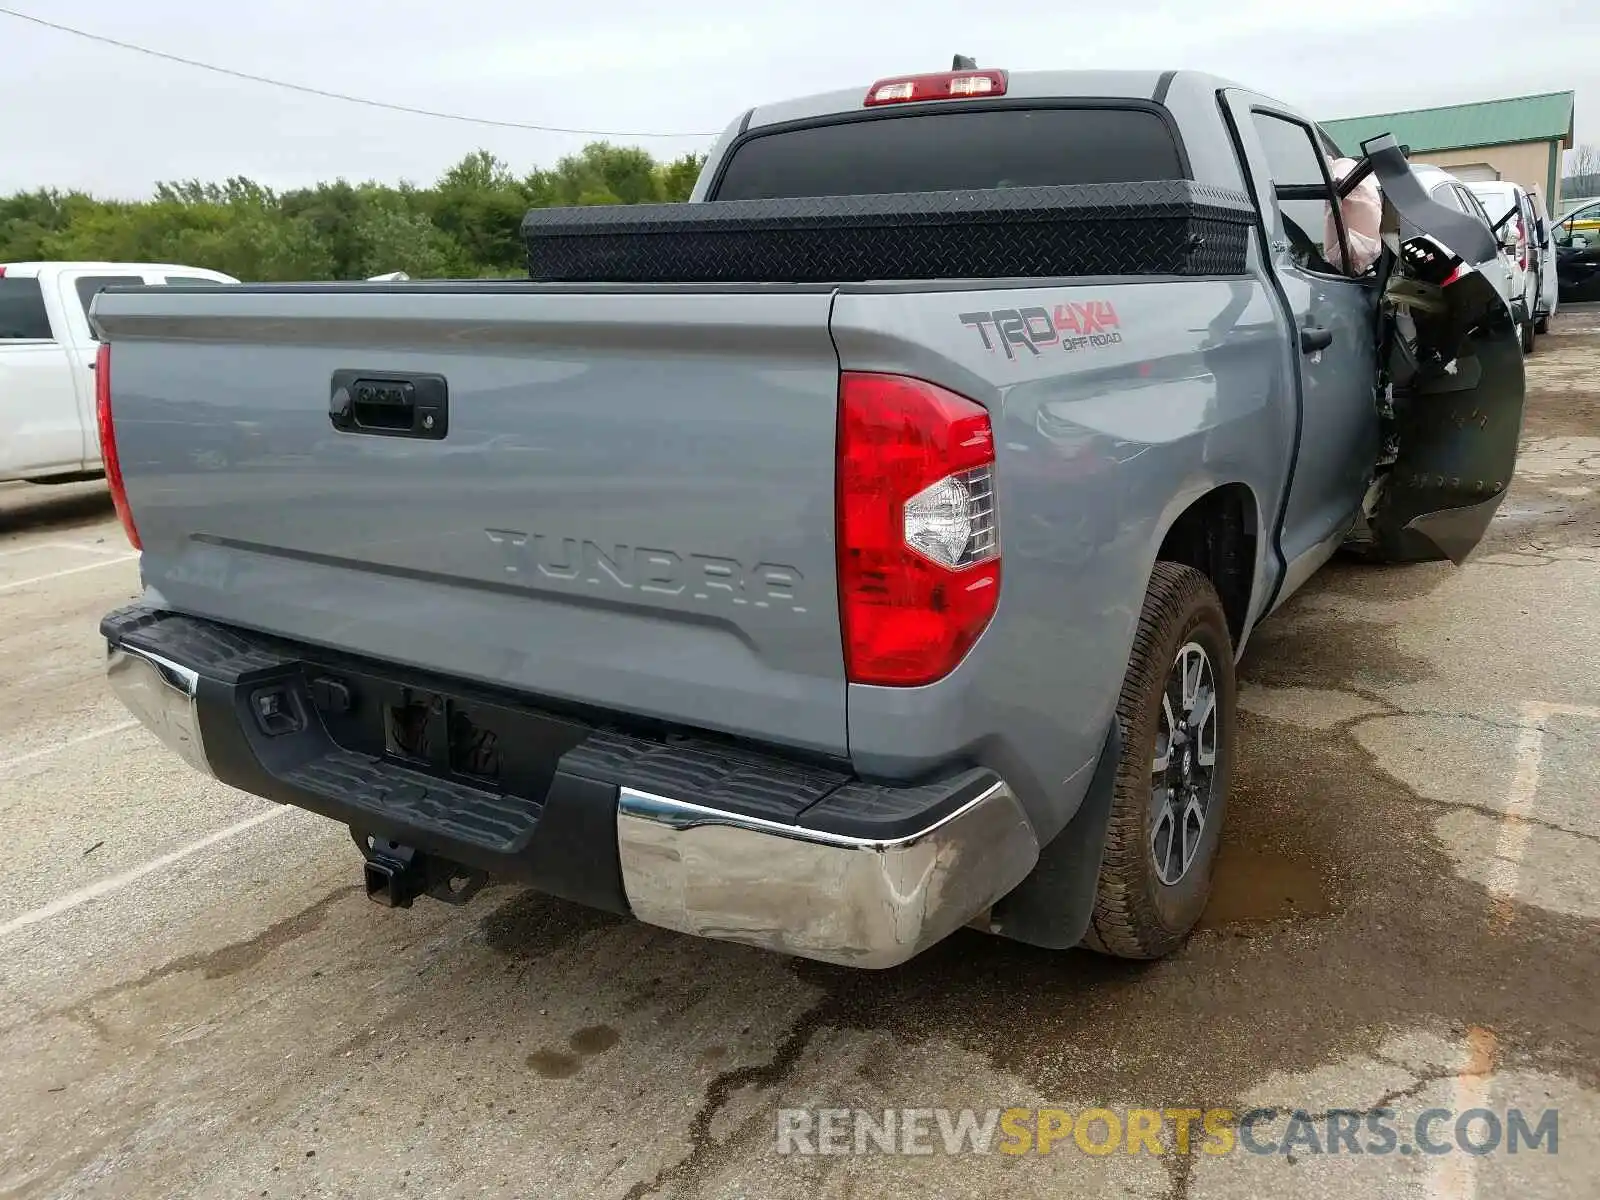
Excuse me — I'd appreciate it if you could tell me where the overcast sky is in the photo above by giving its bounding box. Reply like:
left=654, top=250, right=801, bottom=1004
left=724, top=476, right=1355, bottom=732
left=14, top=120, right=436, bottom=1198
left=3, top=0, right=1596, bottom=197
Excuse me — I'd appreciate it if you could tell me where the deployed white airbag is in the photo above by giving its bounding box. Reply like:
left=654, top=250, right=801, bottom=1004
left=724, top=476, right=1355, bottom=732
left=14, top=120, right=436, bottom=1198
left=1325, top=157, right=1383, bottom=275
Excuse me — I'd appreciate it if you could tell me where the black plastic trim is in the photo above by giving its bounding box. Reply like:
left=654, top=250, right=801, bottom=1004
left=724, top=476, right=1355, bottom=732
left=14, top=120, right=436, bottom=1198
left=797, top=769, right=997, bottom=840
left=1152, top=70, right=1176, bottom=106
left=524, top=772, right=629, bottom=912
left=989, top=719, right=1121, bottom=949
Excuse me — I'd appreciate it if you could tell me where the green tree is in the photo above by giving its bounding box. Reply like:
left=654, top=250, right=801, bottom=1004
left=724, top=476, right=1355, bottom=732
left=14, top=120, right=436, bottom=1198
left=3, top=141, right=705, bottom=280
left=657, top=153, right=706, bottom=202
left=546, top=143, right=663, bottom=206
left=426, top=151, right=532, bottom=274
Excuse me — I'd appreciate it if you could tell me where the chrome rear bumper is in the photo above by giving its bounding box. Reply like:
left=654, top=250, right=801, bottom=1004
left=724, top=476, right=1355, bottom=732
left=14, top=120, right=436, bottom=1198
left=106, top=642, right=213, bottom=777
left=617, top=782, right=1039, bottom=968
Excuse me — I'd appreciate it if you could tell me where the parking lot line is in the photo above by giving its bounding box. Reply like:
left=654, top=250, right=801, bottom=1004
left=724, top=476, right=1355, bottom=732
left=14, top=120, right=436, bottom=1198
left=1486, top=705, right=1549, bottom=930
left=45, top=540, right=133, bottom=557
left=0, top=806, right=293, bottom=939
left=1482, top=700, right=1600, bottom=932
left=0, top=555, right=138, bottom=593
left=0, top=720, right=140, bottom=773
left=1427, top=1024, right=1498, bottom=1200
left=0, top=541, right=130, bottom=559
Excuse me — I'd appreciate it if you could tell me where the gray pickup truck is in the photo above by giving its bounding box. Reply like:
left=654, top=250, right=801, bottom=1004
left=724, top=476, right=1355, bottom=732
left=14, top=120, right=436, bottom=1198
left=94, top=67, right=1522, bottom=968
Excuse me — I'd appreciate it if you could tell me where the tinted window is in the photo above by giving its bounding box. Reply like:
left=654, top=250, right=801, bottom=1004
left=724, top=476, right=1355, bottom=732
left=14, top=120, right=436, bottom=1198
left=0, top=276, right=52, bottom=340
left=1430, top=183, right=1464, bottom=212
left=161, top=275, right=225, bottom=287
left=73, top=275, right=144, bottom=338
left=714, top=108, right=1185, bottom=200
left=1250, top=111, right=1343, bottom=274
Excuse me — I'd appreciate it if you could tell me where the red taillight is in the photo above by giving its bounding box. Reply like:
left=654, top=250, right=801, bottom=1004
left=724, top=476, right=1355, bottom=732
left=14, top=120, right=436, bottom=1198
left=864, top=69, right=1008, bottom=107
left=1515, top=216, right=1528, bottom=270
left=94, top=342, right=141, bottom=549
left=837, top=372, right=1000, bottom=686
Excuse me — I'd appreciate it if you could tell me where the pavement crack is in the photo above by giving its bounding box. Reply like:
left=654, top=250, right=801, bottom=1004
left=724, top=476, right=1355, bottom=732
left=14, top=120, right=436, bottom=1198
left=1270, top=1061, right=1495, bottom=1126
left=1422, top=798, right=1600, bottom=844
left=621, top=999, right=829, bottom=1200
left=1343, top=705, right=1586, bottom=743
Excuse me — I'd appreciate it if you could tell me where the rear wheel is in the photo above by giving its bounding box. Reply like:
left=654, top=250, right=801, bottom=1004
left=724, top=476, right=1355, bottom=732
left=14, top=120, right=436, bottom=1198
left=1084, top=563, right=1236, bottom=959
left=1535, top=314, right=1550, bottom=335
left=1521, top=318, right=1535, bottom=354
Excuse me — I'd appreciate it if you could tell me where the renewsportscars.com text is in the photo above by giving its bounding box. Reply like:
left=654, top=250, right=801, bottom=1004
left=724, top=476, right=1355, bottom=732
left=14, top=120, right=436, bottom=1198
left=775, top=1106, right=1559, bottom=1158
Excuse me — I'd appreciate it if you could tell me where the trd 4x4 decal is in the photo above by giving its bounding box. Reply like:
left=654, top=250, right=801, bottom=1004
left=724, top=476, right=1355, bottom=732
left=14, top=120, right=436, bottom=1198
left=959, top=301, right=1123, bottom=359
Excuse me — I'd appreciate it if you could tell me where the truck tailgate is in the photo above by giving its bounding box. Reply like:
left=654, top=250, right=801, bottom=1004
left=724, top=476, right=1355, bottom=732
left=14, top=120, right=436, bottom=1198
left=94, top=286, right=848, bottom=756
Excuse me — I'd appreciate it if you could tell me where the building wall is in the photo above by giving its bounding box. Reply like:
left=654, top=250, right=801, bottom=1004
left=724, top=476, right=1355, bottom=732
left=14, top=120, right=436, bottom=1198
left=1410, top=139, right=1562, bottom=207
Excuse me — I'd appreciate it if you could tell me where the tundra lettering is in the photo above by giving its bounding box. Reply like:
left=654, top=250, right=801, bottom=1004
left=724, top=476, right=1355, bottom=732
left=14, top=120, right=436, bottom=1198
left=484, top=529, right=806, bottom=612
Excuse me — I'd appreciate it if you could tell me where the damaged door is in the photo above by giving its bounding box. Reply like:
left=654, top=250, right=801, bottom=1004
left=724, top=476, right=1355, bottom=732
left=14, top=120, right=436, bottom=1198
left=1221, top=94, right=1383, bottom=600
left=1352, top=135, right=1526, bottom=564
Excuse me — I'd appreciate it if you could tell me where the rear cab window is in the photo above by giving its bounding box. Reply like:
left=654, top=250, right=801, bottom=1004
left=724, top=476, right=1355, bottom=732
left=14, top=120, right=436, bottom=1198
left=0, top=276, right=54, bottom=341
left=711, top=106, right=1186, bottom=200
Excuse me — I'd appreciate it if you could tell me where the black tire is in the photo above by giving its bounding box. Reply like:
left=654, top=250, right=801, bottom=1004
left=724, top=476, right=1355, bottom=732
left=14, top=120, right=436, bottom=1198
left=1521, top=318, right=1535, bottom=355
left=1083, top=563, right=1236, bottom=959
left=1535, top=314, right=1550, bottom=336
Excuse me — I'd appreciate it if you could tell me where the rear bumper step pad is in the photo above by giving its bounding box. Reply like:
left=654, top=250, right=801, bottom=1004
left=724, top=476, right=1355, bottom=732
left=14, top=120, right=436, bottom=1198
left=102, top=604, right=1038, bottom=967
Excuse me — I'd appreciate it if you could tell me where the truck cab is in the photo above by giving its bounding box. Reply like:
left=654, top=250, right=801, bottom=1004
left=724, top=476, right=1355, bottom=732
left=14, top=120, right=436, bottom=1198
left=0, top=261, right=238, bottom=484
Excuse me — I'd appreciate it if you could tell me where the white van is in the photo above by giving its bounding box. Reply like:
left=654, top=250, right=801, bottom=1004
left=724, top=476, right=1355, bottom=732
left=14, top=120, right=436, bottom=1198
left=1464, top=181, right=1541, bottom=352
left=1408, top=166, right=1530, bottom=351
left=0, top=262, right=238, bottom=484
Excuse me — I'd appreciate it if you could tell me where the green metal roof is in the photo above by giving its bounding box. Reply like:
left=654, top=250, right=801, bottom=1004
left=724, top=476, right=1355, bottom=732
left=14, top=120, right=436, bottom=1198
left=1322, top=92, right=1574, bottom=156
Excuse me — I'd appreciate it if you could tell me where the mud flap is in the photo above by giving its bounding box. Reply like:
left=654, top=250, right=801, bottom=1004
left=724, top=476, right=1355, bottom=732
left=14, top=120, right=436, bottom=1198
left=988, top=719, right=1120, bottom=950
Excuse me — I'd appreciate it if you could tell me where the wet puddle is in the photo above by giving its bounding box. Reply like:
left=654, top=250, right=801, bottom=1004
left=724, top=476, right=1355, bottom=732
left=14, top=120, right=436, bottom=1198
left=1199, top=844, right=1333, bottom=928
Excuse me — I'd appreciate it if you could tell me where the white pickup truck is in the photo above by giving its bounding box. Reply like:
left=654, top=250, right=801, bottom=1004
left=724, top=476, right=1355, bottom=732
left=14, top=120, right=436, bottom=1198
left=0, top=261, right=237, bottom=484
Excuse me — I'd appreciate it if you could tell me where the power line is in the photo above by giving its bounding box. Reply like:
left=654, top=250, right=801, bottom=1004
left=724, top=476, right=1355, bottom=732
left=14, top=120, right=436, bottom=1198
left=0, top=5, right=720, bottom=139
